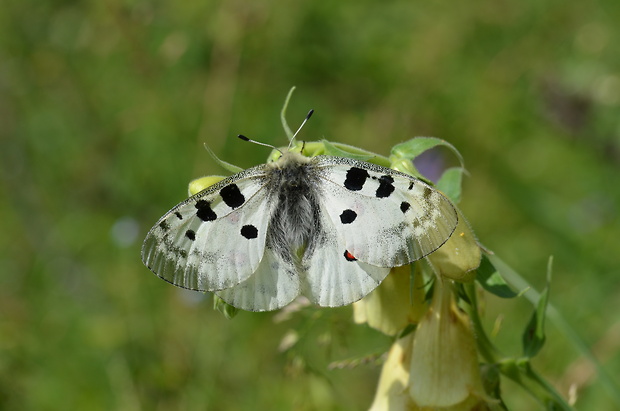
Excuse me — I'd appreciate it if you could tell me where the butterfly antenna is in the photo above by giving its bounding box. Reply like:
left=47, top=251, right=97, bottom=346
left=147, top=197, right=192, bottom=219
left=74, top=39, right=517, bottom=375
left=288, top=109, right=314, bottom=150
left=237, top=135, right=283, bottom=155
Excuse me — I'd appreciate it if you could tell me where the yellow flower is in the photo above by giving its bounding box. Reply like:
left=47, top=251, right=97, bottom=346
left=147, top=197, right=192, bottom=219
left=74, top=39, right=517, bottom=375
left=369, top=332, right=416, bottom=411
left=370, top=280, right=496, bottom=410
left=353, top=265, right=426, bottom=336
left=409, top=280, right=492, bottom=409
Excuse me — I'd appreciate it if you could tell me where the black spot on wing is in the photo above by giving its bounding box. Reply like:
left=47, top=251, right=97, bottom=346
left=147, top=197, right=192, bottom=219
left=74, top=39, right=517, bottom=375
left=423, top=186, right=433, bottom=200
left=159, top=220, right=170, bottom=231
left=195, top=200, right=217, bottom=221
left=340, top=209, right=357, bottom=224
left=240, top=224, right=258, bottom=239
left=408, top=181, right=415, bottom=190
left=376, top=175, right=395, bottom=198
left=344, top=167, right=370, bottom=191
left=174, top=211, right=183, bottom=220
left=400, top=202, right=411, bottom=213
left=220, top=184, right=245, bottom=209
left=185, top=230, right=196, bottom=241
left=344, top=250, right=357, bottom=261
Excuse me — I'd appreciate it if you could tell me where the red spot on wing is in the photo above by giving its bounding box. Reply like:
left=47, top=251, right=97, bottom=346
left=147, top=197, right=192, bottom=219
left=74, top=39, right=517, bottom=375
left=344, top=250, right=357, bottom=262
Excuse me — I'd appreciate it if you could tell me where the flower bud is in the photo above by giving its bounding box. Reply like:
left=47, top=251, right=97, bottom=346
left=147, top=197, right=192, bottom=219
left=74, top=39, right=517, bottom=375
left=188, top=175, right=226, bottom=195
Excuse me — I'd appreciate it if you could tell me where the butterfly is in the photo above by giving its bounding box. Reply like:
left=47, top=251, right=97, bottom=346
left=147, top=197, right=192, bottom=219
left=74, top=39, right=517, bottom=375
left=142, top=117, right=458, bottom=312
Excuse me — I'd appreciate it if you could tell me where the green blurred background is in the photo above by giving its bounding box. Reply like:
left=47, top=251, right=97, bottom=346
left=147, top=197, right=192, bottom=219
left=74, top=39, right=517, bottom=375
left=1, top=0, right=619, bottom=409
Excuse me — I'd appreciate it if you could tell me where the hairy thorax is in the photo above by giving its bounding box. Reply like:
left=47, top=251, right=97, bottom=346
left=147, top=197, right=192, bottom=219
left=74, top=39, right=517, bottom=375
left=265, top=152, right=322, bottom=265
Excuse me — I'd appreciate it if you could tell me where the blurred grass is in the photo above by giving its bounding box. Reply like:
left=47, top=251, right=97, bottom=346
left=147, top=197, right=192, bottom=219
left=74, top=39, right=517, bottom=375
left=1, top=0, right=619, bottom=409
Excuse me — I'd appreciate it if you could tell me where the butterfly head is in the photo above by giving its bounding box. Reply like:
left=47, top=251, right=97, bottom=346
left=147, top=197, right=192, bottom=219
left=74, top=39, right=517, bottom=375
left=268, top=149, right=312, bottom=169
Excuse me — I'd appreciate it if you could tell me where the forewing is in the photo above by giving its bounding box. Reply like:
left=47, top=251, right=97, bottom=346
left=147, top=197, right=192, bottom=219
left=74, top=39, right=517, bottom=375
left=315, top=156, right=458, bottom=267
left=215, top=247, right=300, bottom=311
left=141, top=168, right=273, bottom=291
left=303, top=202, right=391, bottom=307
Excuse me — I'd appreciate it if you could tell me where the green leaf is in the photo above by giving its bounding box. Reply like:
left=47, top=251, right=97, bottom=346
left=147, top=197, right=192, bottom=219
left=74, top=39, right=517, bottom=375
left=476, top=255, right=518, bottom=298
left=436, top=167, right=463, bottom=204
left=498, top=358, right=574, bottom=410
left=486, top=253, right=620, bottom=405
left=390, top=137, right=465, bottom=168
left=522, top=257, right=553, bottom=358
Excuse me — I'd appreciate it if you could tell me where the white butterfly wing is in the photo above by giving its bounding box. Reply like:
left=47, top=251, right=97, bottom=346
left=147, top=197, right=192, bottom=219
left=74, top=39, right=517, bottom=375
left=214, top=247, right=300, bottom=311
left=302, top=202, right=391, bottom=307
left=315, top=157, right=458, bottom=267
left=143, top=152, right=459, bottom=311
left=141, top=169, right=273, bottom=291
